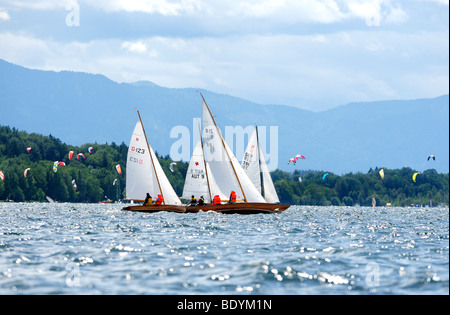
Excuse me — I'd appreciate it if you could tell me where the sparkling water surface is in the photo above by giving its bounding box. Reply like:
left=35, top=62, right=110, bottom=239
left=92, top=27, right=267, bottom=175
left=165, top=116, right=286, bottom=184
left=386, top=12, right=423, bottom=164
left=0, top=203, right=448, bottom=295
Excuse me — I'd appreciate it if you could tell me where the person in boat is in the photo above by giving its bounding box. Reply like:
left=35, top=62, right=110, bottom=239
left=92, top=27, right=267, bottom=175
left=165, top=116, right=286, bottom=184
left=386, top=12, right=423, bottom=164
left=212, top=195, right=221, bottom=206
left=228, top=191, right=237, bottom=204
left=143, top=193, right=153, bottom=206
left=198, top=196, right=205, bottom=206
left=187, top=195, right=197, bottom=206
left=155, top=194, right=163, bottom=205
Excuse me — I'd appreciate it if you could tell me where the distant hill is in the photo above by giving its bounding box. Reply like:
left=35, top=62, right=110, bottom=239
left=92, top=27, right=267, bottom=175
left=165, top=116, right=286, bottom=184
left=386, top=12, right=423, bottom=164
left=1, top=59, right=448, bottom=174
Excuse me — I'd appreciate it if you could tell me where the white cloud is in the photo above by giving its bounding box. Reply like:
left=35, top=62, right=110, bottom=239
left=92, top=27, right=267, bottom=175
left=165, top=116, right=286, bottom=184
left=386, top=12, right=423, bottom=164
left=0, top=0, right=406, bottom=25
left=345, top=0, right=408, bottom=26
left=122, top=41, right=147, bottom=54
left=2, top=28, right=447, bottom=111
left=0, top=0, right=447, bottom=111
left=0, top=0, right=65, bottom=10
left=87, top=0, right=202, bottom=16
left=415, top=0, right=449, bottom=5
left=121, top=40, right=160, bottom=58
left=225, top=0, right=346, bottom=23
left=0, top=9, right=10, bottom=20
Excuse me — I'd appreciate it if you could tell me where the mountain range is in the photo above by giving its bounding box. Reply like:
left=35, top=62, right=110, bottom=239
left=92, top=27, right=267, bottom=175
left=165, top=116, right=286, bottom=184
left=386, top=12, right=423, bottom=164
left=1, top=59, right=448, bottom=174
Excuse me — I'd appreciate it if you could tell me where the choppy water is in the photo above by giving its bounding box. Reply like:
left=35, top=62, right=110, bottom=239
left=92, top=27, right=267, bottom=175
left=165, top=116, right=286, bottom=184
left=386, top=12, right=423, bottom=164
left=0, top=203, right=448, bottom=295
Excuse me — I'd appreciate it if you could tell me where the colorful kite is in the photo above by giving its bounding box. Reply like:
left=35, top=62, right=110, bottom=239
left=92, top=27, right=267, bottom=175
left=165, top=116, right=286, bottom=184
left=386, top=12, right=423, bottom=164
left=77, top=153, right=85, bottom=160
left=116, top=164, right=122, bottom=175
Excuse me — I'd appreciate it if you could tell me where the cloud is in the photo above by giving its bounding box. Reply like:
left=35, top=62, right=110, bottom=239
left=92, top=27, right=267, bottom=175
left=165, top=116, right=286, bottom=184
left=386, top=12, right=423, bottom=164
left=86, top=0, right=409, bottom=26
left=122, top=41, right=147, bottom=54
left=344, top=0, right=409, bottom=26
left=121, top=40, right=159, bottom=58
left=2, top=27, right=447, bottom=111
left=87, top=0, right=202, bottom=16
left=0, top=0, right=447, bottom=111
left=0, top=9, right=10, bottom=20
left=1, top=0, right=407, bottom=25
left=224, top=0, right=346, bottom=23
left=1, top=0, right=65, bottom=10
left=415, top=0, right=449, bottom=5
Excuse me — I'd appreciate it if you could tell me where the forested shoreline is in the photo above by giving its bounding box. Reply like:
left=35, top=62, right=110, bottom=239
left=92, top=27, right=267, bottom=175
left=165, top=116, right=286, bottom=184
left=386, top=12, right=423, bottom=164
left=1, top=126, right=448, bottom=206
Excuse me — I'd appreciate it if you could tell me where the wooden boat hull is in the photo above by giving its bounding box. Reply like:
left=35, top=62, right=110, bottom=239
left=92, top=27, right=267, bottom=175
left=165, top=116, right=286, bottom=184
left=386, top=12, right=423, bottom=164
left=122, top=205, right=186, bottom=213
left=185, top=203, right=290, bottom=214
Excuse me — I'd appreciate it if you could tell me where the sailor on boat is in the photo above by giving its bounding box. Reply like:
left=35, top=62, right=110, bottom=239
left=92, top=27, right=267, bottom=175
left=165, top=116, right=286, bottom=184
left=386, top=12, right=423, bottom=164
left=212, top=195, right=221, bottom=206
left=187, top=195, right=197, bottom=206
left=228, top=191, right=237, bottom=204
left=198, top=196, right=205, bottom=206
left=144, top=193, right=153, bottom=206
left=155, top=194, right=163, bottom=205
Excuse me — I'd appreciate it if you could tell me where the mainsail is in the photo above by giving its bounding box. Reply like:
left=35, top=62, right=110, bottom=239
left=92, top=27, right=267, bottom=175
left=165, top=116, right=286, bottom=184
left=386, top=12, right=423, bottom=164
left=201, top=96, right=266, bottom=203
left=242, top=126, right=280, bottom=203
left=126, top=113, right=182, bottom=205
left=182, top=138, right=227, bottom=203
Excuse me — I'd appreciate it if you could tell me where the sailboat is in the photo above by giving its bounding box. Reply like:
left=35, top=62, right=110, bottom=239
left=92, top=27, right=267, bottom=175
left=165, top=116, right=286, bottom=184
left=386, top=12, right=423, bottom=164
left=182, top=126, right=227, bottom=203
left=241, top=125, right=280, bottom=204
left=183, top=94, right=289, bottom=214
left=122, top=111, right=185, bottom=213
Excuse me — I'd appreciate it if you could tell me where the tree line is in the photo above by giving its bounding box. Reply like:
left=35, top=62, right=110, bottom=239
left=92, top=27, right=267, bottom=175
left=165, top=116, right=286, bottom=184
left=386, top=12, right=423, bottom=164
left=271, top=168, right=448, bottom=207
left=0, top=126, right=448, bottom=206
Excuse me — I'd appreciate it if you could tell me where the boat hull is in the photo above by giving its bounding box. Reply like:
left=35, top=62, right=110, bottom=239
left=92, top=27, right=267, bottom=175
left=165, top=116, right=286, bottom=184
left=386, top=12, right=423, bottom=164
left=185, top=203, right=290, bottom=214
left=122, top=205, right=186, bottom=213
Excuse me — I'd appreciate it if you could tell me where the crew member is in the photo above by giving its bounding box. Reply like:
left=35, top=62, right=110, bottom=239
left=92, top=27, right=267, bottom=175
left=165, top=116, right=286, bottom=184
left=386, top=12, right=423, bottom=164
left=212, top=195, right=221, bottom=206
left=198, top=196, right=205, bottom=206
left=229, top=191, right=237, bottom=204
left=155, top=194, right=164, bottom=205
left=143, top=193, right=152, bottom=206
left=187, top=195, right=197, bottom=206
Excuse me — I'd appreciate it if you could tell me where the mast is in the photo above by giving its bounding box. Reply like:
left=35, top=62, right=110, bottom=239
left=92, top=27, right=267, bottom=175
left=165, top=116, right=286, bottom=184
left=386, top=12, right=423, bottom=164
left=200, top=92, right=248, bottom=202
left=255, top=125, right=265, bottom=199
left=136, top=110, right=165, bottom=205
left=198, top=122, right=213, bottom=202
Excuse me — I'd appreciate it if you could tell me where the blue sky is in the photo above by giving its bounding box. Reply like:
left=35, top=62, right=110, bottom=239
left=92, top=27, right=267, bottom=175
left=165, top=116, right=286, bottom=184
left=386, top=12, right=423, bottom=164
left=0, top=0, right=448, bottom=111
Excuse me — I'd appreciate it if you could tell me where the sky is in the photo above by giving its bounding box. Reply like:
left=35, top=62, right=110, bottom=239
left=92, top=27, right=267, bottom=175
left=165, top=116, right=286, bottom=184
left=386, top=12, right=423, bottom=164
left=0, top=0, right=448, bottom=111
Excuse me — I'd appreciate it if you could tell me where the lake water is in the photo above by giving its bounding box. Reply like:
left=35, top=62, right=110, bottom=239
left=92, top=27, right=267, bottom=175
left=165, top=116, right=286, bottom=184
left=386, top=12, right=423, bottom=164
left=0, top=203, right=448, bottom=295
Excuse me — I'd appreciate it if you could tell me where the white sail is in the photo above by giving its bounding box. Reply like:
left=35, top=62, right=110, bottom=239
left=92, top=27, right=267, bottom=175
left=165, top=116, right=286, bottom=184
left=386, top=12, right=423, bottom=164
left=202, top=99, right=266, bottom=203
left=241, top=128, right=262, bottom=193
left=242, top=127, right=280, bottom=203
left=126, top=118, right=182, bottom=205
left=182, top=139, right=227, bottom=203
left=259, top=145, right=280, bottom=203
